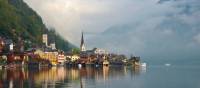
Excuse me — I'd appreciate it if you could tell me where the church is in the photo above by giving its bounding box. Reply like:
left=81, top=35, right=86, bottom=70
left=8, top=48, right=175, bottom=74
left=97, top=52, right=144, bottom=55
left=80, top=32, right=86, bottom=52
left=79, top=32, right=109, bottom=66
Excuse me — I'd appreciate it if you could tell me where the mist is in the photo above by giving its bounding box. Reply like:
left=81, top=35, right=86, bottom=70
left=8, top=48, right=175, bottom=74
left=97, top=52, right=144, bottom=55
left=24, top=0, right=200, bottom=65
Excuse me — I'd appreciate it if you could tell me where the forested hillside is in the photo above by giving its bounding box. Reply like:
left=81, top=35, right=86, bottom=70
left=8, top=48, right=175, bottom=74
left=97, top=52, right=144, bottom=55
left=0, top=0, right=75, bottom=51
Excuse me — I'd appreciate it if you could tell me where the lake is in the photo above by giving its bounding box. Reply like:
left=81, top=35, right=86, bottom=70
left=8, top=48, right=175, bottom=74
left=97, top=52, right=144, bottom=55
left=0, top=65, right=199, bottom=88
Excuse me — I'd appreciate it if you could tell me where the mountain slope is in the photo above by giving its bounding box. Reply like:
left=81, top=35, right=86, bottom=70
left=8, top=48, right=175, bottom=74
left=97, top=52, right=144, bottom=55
left=0, top=0, right=75, bottom=51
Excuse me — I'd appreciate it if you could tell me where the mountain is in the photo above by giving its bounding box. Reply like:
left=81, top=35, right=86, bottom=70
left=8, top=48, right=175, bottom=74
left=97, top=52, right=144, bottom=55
left=157, top=0, right=172, bottom=4
left=87, top=0, right=200, bottom=65
left=0, top=0, right=75, bottom=51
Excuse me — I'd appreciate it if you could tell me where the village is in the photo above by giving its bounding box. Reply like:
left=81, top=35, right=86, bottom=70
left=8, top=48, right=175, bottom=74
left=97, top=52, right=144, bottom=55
left=0, top=32, right=142, bottom=68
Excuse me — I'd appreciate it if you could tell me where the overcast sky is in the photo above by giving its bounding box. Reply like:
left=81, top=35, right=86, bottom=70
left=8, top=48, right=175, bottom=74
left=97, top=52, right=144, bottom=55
left=24, top=0, right=200, bottom=64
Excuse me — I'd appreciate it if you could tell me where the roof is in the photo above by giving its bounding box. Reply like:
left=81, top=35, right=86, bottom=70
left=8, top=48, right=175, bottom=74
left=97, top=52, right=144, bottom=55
left=4, top=39, right=13, bottom=45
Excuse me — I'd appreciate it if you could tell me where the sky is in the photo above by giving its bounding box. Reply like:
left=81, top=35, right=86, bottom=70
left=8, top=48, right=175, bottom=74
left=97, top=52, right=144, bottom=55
left=24, top=0, right=200, bottom=64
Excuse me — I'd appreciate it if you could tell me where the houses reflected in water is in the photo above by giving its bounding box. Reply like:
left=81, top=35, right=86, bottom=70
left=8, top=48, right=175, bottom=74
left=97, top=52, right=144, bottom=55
left=0, top=66, right=146, bottom=88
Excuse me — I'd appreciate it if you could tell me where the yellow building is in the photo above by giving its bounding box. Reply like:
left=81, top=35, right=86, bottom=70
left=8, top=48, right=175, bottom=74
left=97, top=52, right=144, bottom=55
left=34, top=49, right=58, bottom=65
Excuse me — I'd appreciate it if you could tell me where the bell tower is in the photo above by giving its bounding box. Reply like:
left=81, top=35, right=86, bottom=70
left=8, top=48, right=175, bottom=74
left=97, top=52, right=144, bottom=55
left=80, top=32, right=86, bottom=51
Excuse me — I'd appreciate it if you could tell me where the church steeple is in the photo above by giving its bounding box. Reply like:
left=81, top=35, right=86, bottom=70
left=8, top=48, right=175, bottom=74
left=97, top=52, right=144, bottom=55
left=80, top=32, right=86, bottom=51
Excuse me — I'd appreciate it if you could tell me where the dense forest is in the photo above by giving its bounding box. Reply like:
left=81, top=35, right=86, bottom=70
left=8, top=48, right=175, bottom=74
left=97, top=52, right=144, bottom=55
left=0, top=0, right=75, bottom=51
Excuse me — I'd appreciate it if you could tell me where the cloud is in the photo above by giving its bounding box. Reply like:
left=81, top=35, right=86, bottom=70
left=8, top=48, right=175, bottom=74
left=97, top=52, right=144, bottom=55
left=194, top=33, right=200, bottom=44
left=24, top=0, right=169, bottom=44
left=24, top=0, right=200, bottom=64
left=87, top=0, right=200, bottom=63
left=24, top=0, right=112, bottom=43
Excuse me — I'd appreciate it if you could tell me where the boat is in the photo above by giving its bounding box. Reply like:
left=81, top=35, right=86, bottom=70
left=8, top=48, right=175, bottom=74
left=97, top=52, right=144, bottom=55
left=78, top=63, right=82, bottom=68
left=165, top=63, right=171, bottom=66
left=141, top=63, right=147, bottom=67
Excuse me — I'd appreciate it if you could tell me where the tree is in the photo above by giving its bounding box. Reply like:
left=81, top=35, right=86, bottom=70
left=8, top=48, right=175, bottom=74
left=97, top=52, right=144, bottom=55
left=72, top=48, right=80, bottom=55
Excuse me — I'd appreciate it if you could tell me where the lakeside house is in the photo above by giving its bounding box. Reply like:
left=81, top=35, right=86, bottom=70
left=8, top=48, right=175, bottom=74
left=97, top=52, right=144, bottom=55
left=33, top=48, right=58, bottom=65
left=0, top=34, right=65, bottom=67
left=66, top=53, right=80, bottom=62
left=0, top=32, right=141, bottom=67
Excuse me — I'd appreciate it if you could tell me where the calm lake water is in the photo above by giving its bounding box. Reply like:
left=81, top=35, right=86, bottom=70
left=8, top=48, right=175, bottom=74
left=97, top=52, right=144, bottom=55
left=0, top=65, right=200, bottom=88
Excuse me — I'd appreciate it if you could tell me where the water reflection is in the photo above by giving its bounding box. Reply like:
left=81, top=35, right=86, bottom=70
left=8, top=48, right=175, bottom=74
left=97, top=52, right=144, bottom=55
left=0, top=66, right=145, bottom=88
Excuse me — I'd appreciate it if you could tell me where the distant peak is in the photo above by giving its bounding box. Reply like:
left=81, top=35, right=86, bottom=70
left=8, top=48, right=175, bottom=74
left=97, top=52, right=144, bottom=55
left=157, top=0, right=175, bottom=4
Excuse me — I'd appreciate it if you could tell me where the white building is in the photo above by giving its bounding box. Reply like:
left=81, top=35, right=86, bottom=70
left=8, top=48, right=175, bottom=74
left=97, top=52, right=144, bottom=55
left=42, top=34, right=48, bottom=46
left=50, top=43, right=56, bottom=50
left=57, top=53, right=66, bottom=65
left=9, top=43, right=14, bottom=51
left=93, top=48, right=108, bottom=55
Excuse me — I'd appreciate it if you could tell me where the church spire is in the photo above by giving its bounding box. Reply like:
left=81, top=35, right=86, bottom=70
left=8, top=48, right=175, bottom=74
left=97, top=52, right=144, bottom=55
left=80, top=32, right=86, bottom=51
